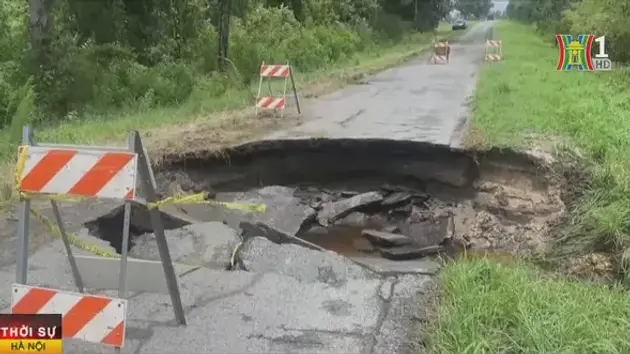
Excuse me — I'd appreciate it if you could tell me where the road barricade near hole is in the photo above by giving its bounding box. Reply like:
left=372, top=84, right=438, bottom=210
left=255, top=61, right=301, bottom=117
left=12, top=285, right=127, bottom=347
left=12, top=126, right=189, bottom=350
left=485, top=40, right=502, bottom=62
left=428, top=41, right=450, bottom=64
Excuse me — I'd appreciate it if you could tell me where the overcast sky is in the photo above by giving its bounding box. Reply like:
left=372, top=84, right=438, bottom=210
left=492, top=0, right=509, bottom=12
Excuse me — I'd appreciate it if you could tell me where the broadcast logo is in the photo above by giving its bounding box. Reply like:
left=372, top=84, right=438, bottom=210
left=0, top=314, right=61, bottom=353
left=555, top=34, right=612, bottom=71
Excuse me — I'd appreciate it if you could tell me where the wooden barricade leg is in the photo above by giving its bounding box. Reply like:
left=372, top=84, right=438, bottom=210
left=132, top=131, right=186, bottom=325
left=14, top=129, right=30, bottom=285
left=280, top=63, right=289, bottom=119
left=112, top=133, right=135, bottom=353
left=255, top=61, right=265, bottom=116
left=50, top=201, right=85, bottom=292
left=428, top=45, right=435, bottom=64
left=446, top=42, right=450, bottom=63
left=288, top=63, right=301, bottom=115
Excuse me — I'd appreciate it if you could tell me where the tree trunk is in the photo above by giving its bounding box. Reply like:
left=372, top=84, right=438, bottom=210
left=28, top=0, right=55, bottom=93
left=217, top=0, right=232, bottom=72
left=414, top=0, right=418, bottom=23
left=289, top=0, right=304, bottom=22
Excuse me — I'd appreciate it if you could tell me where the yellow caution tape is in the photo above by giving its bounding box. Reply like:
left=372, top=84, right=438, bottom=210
left=146, top=193, right=266, bottom=213
left=21, top=192, right=88, bottom=203
left=29, top=207, right=120, bottom=258
left=14, top=145, right=266, bottom=212
left=15, top=145, right=27, bottom=190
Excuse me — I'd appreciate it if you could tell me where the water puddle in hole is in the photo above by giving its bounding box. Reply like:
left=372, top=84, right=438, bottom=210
left=297, top=215, right=470, bottom=261
left=299, top=225, right=380, bottom=257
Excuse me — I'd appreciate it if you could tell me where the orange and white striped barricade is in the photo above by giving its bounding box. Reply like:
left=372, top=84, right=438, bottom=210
left=13, top=126, right=187, bottom=350
left=12, top=285, right=127, bottom=347
left=428, top=41, right=450, bottom=64
left=255, top=61, right=301, bottom=118
left=485, top=40, right=502, bottom=62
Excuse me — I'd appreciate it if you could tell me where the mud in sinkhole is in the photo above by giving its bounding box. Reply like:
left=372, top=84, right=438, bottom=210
left=84, top=139, right=566, bottom=262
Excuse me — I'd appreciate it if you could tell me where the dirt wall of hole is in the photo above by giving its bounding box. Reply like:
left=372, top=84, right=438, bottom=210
left=151, top=139, right=567, bottom=256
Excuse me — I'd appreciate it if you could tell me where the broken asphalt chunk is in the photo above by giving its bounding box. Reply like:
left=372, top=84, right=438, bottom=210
left=408, top=205, right=430, bottom=223
left=239, top=221, right=324, bottom=251
left=239, top=237, right=374, bottom=285
left=335, top=212, right=370, bottom=227
left=202, top=186, right=317, bottom=237
left=382, top=225, right=400, bottom=233
left=317, top=191, right=384, bottom=226
left=390, top=203, right=412, bottom=215
left=340, top=190, right=359, bottom=197
left=400, top=216, right=452, bottom=248
left=361, top=229, right=411, bottom=247
left=379, top=245, right=443, bottom=261
left=381, top=192, right=413, bottom=207
left=381, top=184, right=423, bottom=193
left=129, top=221, right=241, bottom=268
left=350, top=256, right=440, bottom=276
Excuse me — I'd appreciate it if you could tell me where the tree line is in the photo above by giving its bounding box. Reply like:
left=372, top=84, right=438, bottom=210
left=507, top=0, right=630, bottom=62
left=1, top=0, right=502, bottom=128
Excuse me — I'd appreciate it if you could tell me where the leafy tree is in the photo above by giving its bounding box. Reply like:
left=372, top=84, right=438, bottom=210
left=217, top=0, right=232, bottom=71
left=454, top=0, right=492, bottom=19
left=380, top=0, right=450, bottom=31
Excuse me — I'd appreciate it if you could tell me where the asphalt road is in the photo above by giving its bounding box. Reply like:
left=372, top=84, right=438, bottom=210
left=0, top=21, right=493, bottom=353
left=265, top=21, right=494, bottom=147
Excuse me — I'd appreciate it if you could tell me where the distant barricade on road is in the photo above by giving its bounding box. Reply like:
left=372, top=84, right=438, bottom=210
left=255, top=62, right=301, bottom=117
left=428, top=41, right=450, bottom=64
left=485, top=40, right=502, bottom=62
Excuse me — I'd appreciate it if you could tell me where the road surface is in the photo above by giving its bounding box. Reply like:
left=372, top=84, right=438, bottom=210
left=266, top=21, right=493, bottom=146
left=0, top=21, right=493, bottom=353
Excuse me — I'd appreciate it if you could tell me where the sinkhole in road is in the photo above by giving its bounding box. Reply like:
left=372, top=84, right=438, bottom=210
left=85, top=139, right=567, bottom=262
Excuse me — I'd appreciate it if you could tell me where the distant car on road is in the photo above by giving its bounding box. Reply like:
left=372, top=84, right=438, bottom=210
left=452, top=19, right=467, bottom=30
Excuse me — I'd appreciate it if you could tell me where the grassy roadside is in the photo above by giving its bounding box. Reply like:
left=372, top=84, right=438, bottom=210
left=422, top=259, right=630, bottom=353
left=421, top=21, right=630, bottom=353
left=0, top=23, right=461, bottom=206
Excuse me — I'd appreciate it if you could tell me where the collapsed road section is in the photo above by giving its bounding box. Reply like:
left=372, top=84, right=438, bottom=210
left=85, top=139, right=565, bottom=272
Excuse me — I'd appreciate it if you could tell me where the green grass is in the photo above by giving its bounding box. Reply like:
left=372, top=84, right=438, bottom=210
left=422, top=21, right=630, bottom=354
left=422, top=259, right=630, bottom=353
